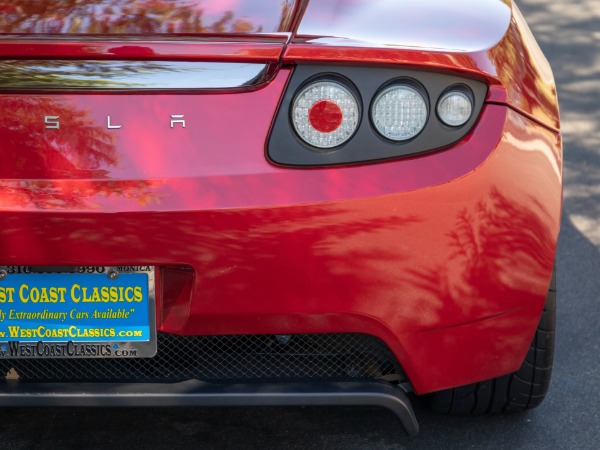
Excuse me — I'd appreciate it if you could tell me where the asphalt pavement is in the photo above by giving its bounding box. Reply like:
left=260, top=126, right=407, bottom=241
left=2, top=0, right=599, bottom=448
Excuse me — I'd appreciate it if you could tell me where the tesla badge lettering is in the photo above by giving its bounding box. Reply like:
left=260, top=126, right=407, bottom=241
left=44, top=115, right=60, bottom=129
left=42, top=115, right=188, bottom=129
left=170, top=114, right=185, bottom=128
left=107, top=116, right=122, bottom=129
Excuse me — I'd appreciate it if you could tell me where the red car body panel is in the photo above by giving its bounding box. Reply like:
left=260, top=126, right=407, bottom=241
left=290, top=2, right=559, bottom=132
left=0, top=40, right=288, bottom=63
left=0, top=0, right=299, bottom=35
left=0, top=0, right=561, bottom=395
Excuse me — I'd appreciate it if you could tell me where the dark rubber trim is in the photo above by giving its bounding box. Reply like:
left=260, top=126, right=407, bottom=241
left=0, top=380, right=419, bottom=436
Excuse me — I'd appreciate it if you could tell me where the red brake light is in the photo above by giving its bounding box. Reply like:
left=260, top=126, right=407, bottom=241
left=291, top=80, right=360, bottom=149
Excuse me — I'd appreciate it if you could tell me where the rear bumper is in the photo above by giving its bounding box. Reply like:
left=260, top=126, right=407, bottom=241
left=0, top=380, right=419, bottom=436
left=0, top=104, right=562, bottom=394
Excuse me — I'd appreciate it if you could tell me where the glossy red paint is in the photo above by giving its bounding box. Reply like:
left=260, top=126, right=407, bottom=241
left=286, top=1, right=559, bottom=132
left=0, top=0, right=298, bottom=35
left=0, top=74, right=504, bottom=205
left=0, top=0, right=562, bottom=396
left=0, top=40, right=286, bottom=63
left=0, top=62, right=561, bottom=394
left=297, top=0, right=512, bottom=53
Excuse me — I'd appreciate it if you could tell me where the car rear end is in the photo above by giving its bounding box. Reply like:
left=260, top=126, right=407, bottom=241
left=0, top=0, right=561, bottom=436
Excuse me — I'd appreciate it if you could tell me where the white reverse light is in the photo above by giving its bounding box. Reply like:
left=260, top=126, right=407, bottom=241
left=291, top=80, right=360, bottom=149
left=371, top=85, right=428, bottom=141
left=437, top=90, right=473, bottom=127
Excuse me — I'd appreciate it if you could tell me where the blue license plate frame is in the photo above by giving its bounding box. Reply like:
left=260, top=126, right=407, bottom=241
left=0, top=266, right=156, bottom=358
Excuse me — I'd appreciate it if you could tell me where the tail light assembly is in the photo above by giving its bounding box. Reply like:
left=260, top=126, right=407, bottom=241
left=291, top=80, right=360, bottom=149
left=370, top=83, right=429, bottom=142
left=268, top=66, right=487, bottom=166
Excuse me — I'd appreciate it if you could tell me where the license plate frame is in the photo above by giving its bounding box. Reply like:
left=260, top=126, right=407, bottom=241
left=0, top=266, right=156, bottom=359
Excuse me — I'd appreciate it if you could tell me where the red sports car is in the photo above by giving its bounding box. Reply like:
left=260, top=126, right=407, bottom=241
left=0, top=0, right=560, bottom=436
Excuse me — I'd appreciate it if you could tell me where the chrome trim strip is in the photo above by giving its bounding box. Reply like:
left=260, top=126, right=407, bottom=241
left=0, top=60, right=269, bottom=90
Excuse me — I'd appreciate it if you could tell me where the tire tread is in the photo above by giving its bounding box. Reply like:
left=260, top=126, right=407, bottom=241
left=429, top=268, right=556, bottom=415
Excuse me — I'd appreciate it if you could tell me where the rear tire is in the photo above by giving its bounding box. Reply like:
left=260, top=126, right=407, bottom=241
left=428, top=269, right=556, bottom=414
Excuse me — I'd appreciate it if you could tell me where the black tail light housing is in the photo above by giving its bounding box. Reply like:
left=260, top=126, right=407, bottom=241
left=267, top=65, right=487, bottom=167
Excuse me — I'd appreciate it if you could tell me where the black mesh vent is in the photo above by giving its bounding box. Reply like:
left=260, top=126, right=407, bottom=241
left=0, top=333, right=404, bottom=384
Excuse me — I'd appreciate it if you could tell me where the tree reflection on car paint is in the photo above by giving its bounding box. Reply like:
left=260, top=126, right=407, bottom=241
left=0, top=0, right=296, bottom=35
left=0, top=97, right=117, bottom=178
